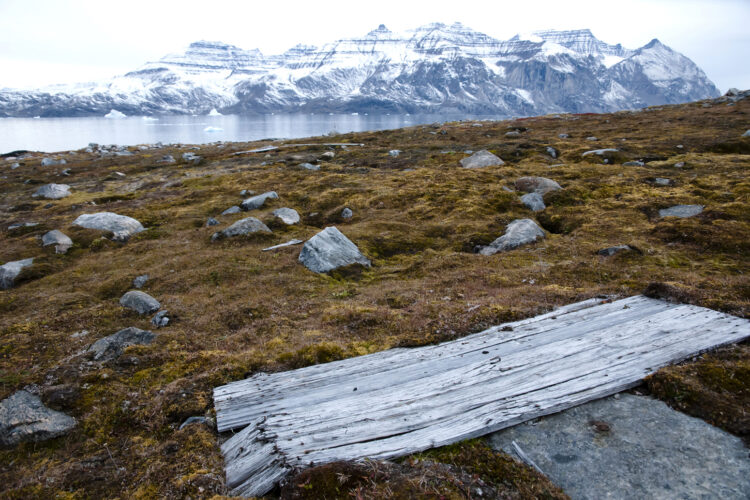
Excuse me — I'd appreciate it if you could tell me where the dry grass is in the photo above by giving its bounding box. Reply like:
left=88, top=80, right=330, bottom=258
left=0, top=96, right=749, bottom=498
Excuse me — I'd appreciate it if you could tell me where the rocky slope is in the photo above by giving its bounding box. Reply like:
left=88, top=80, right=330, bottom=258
left=0, top=23, right=720, bottom=117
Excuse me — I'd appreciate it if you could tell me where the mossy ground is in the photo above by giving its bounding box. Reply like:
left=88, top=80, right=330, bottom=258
left=1, top=97, right=749, bottom=498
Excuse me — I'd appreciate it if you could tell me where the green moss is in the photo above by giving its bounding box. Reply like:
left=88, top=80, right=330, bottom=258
left=277, top=342, right=346, bottom=369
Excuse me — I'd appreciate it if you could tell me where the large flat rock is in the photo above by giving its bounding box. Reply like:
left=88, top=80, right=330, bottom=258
left=488, top=393, right=750, bottom=500
left=72, top=212, right=145, bottom=241
left=0, top=390, right=76, bottom=446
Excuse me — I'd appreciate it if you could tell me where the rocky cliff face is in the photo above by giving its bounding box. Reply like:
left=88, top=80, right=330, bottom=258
left=0, top=23, right=720, bottom=117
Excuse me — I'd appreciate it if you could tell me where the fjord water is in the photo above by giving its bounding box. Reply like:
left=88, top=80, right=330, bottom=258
left=0, top=113, right=499, bottom=153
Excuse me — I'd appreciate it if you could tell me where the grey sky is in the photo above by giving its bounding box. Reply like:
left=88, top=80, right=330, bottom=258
left=1, top=0, right=748, bottom=92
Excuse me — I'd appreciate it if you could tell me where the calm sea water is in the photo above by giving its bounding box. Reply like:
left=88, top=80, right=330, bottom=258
left=0, top=113, right=503, bottom=153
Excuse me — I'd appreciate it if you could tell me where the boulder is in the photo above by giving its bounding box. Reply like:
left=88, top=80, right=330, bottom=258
left=341, top=207, right=353, bottom=219
left=521, top=192, right=545, bottom=212
left=120, top=290, right=161, bottom=315
left=41, top=230, right=73, bottom=253
left=743, top=130, right=750, bottom=137
left=515, top=177, right=562, bottom=195
left=221, top=206, right=241, bottom=215
left=132, top=274, right=149, bottom=289
left=160, top=155, right=176, bottom=163
left=479, top=219, right=545, bottom=255
left=211, top=217, right=271, bottom=241
left=206, top=217, right=220, bottom=227
left=240, top=191, right=278, bottom=211
left=388, top=150, right=401, bottom=157
left=659, top=205, right=703, bottom=218
left=460, top=150, right=504, bottom=168
left=87, top=327, right=155, bottom=361
left=271, top=208, right=300, bottom=225
left=33, top=183, right=71, bottom=199
left=72, top=212, right=145, bottom=241
left=151, top=310, right=170, bottom=328
left=299, top=227, right=371, bottom=273
left=299, top=162, right=320, bottom=171
left=0, top=258, right=34, bottom=290
left=0, top=390, right=76, bottom=446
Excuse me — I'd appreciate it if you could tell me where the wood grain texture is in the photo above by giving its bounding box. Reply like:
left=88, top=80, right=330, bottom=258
left=214, top=296, right=750, bottom=496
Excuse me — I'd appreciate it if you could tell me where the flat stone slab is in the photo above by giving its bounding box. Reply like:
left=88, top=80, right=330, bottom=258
left=460, top=149, right=504, bottom=168
left=88, top=327, right=156, bottom=361
left=299, top=226, right=371, bottom=273
left=488, top=393, right=750, bottom=500
left=0, top=258, right=34, bottom=290
left=0, top=390, right=76, bottom=446
left=659, top=204, right=704, bottom=218
left=581, top=148, right=618, bottom=157
left=72, top=212, right=145, bottom=241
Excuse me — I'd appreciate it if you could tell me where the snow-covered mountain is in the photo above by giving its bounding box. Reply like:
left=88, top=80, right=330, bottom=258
left=0, top=23, right=720, bottom=117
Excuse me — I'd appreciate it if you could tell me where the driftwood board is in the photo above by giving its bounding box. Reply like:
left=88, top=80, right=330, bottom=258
left=213, top=296, right=750, bottom=497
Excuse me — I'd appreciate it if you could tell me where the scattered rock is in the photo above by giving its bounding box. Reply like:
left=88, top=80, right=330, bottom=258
left=151, top=310, right=170, bottom=328
left=61, top=168, right=71, bottom=176
left=341, top=207, right=353, bottom=219
left=505, top=130, right=521, bottom=137
left=299, top=227, right=371, bottom=273
left=8, top=222, right=38, bottom=230
left=658, top=205, right=703, bottom=218
left=120, top=290, right=161, bottom=315
left=211, top=217, right=271, bottom=241
left=674, top=161, right=686, bottom=168
left=743, top=130, right=750, bottom=137
left=586, top=136, right=598, bottom=141
left=206, top=217, right=219, bottom=227
left=320, top=151, right=335, bottom=159
left=179, top=416, right=209, bottom=430
left=11, top=162, right=20, bottom=169
left=515, top=176, right=562, bottom=195
left=0, top=258, right=34, bottom=290
left=32, top=183, right=71, bottom=199
left=388, top=150, right=401, bottom=157
left=654, top=178, right=672, bottom=186
left=221, top=206, right=241, bottom=215
left=478, top=219, right=545, bottom=255
left=182, top=152, right=201, bottom=164
left=546, top=146, right=559, bottom=159
left=271, top=208, right=300, bottom=225
left=460, top=150, right=504, bottom=168
left=40, top=158, right=66, bottom=167
left=558, top=133, right=570, bottom=139
left=262, top=239, right=304, bottom=252
left=160, top=155, right=176, bottom=163
left=0, top=390, right=76, bottom=446
left=132, top=274, right=149, bottom=289
left=72, top=212, right=145, bottom=241
left=298, top=162, right=320, bottom=171
left=41, top=230, right=73, bottom=254
left=597, top=245, right=640, bottom=256
left=87, top=327, right=155, bottom=362
left=240, top=191, right=278, bottom=211
left=622, top=161, right=645, bottom=167
left=581, top=148, right=618, bottom=157
left=521, top=192, right=546, bottom=212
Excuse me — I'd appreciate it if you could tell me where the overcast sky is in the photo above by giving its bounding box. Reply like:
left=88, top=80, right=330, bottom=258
left=0, top=0, right=748, bottom=92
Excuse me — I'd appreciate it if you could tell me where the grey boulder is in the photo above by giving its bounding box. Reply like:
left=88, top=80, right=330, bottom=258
left=460, top=150, right=504, bottom=168
left=240, top=191, right=278, bottom=211
left=271, top=207, right=300, bottom=225
left=221, top=206, right=241, bottom=215
left=41, top=230, right=73, bottom=253
left=33, top=183, right=71, bottom=199
left=520, top=192, right=545, bottom=212
left=120, top=290, right=160, bottom=315
left=341, top=207, right=353, bottom=219
left=87, top=327, right=155, bottom=361
left=0, top=390, right=76, bottom=446
left=515, top=176, right=562, bottom=195
left=72, top=212, right=145, bottom=241
left=211, top=217, right=271, bottom=241
left=299, top=162, right=320, bottom=171
left=479, top=219, right=545, bottom=255
left=151, top=310, right=170, bottom=328
left=0, top=258, right=34, bottom=290
left=299, top=226, right=371, bottom=273
left=132, top=274, right=149, bottom=289
left=206, top=217, right=220, bottom=226
left=659, top=204, right=703, bottom=218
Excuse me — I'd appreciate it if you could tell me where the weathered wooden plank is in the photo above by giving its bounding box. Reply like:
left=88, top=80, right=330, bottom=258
left=214, top=296, right=750, bottom=497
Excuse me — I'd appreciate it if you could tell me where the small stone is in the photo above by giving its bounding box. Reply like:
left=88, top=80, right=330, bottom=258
left=515, top=176, right=562, bottom=195
left=654, top=178, right=672, bottom=186
left=388, top=150, right=401, bottom=157
left=161, top=155, right=176, bottom=163
left=623, top=161, right=645, bottom=167
left=298, top=162, right=320, bottom=171
left=505, top=130, right=521, bottom=137
left=320, top=151, right=335, bottom=159
left=581, top=148, right=618, bottom=157
left=61, top=168, right=71, bottom=176
left=240, top=191, right=278, bottom=211
left=40, top=158, right=65, bottom=167
left=341, top=207, right=353, bottom=219
left=221, top=206, right=241, bottom=215
left=120, top=290, right=160, bottom=315
left=558, top=133, right=570, bottom=139
left=0, top=258, right=33, bottom=289
left=520, top=192, right=545, bottom=212
left=586, top=136, right=599, bottom=141
left=299, top=227, right=371, bottom=273
left=659, top=205, right=703, bottom=218
left=87, top=327, right=155, bottom=361
left=460, top=150, right=504, bottom=168
left=132, top=274, right=149, bottom=289
left=674, top=162, right=685, bottom=168
left=211, top=217, right=271, bottom=241
left=742, top=130, right=750, bottom=137
left=151, top=310, right=170, bottom=328
left=41, top=230, right=73, bottom=254
left=206, top=217, right=220, bottom=227
left=271, top=207, right=300, bottom=225
left=33, top=183, right=71, bottom=199
left=0, top=390, right=76, bottom=446
left=11, top=162, right=20, bottom=169
left=597, top=245, right=638, bottom=257
left=478, top=219, right=545, bottom=255
left=546, top=146, right=559, bottom=159
left=72, top=212, right=145, bottom=241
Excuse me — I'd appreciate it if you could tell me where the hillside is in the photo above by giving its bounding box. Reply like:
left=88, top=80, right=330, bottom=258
left=0, top=92, right=749, bottom=498
left=0, top=24, right=719, bottom=117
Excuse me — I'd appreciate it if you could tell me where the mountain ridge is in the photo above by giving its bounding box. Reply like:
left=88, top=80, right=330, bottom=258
left=0, top=23, right=720, bottom=117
